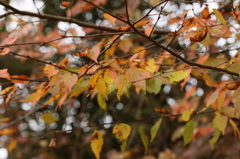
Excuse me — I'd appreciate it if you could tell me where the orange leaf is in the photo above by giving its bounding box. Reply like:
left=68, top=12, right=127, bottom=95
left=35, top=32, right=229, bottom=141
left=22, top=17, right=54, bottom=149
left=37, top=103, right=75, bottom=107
left=0, top=86, right=14, bottom=96
left=0, top=129, right=16, bottom=135
left=8, top=140, right=17, bottom=153
left=10, top=75, right=29, bottom=84
left=43, top=65, right=59, bottom=79
left=0, top=69, right=10, bottom=79
left=201, top=5, right=210, bottom=19
left=59, top=58, right=68, bottom=68
left=190, top=26, right=208, bottom=43
left=60, top=1, right=70, bottom=7
left=0, top=48, right=10, bottom=55
left=103, top=13, right=116, bottom=26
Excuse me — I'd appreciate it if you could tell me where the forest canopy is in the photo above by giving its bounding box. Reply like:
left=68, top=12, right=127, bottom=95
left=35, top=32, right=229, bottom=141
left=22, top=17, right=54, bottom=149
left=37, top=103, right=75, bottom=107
left=0, top=0, right=240, bottom=158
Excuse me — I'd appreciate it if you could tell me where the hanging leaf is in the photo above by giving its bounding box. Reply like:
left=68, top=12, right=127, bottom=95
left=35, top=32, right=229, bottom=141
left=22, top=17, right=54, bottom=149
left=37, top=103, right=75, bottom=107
left=120, top=138, right=128, bottom=152
left=225, top=81, right=240, bottom=90
left=198, top=83, right=225, bottom=113
left=181, top=108, right=195, bottom=121
left=221, top=106, right=240, bottom=119
left=103, top=13, right=116, bottom=25
left=10, top=75, right=29, bottom=85
left=113, top=123, right=131, bottom=141
left=169, top=69, right=191, bottom=83
left=150, top=118, right=162, bottom=142
left=97, top=93, right=107, bottom=110
left=59, top=58, right=69, bottom=68
left=118, top=38, right=133, bottom=53
left=229, top=119, right=240, bottom=139
left=146, top=77, right=162, bottom=94
left=63, top=73, right=78, bottom=91
left=213, top=9, right=226, bottom=25
left=139, top=129, right=149, bottom=154
left=203, top=73, right=218, bottom=87
left=8, top=140, right=17, bottom=153
left=0, top=48, right=10, bottom=55
left=209, top=128, right=221, bottom=149
left=70, top=77, right=90, bottom=97
left=96, top=77, right=108, bottom=99
left=49, top=138, right=56, bottom=148
left=213, top=112, right=228, bottom=135
left=60, top=1, right=70, bottom=7
left=183, top=120, right=194, bottom=146
left=48, top=73, right=66, bottom=86
left=43, top=65, right=59, bottom=79
left=154, top=108, right=171, bottom=114
left=41, top=112, right=59, bottom=124
left=87, top=44, right=100, bottom=63
left=201, top=5, right=210, bottom=19
left=126, top=67, right=146, bottom=91
left=217, top=90, right=226, bottom=111
left=91, top=130, right=104, bottom=159
left=0, top=69, right=10, bottom=79
left=117, top=75, right=127, bottom=100
left=0, top=86, right=14, bottom=96
left=190, top=26, right=208, bottom=43
left=0, top=129, right=16, bottom=135
left=5, top=36, right=18, bottom=44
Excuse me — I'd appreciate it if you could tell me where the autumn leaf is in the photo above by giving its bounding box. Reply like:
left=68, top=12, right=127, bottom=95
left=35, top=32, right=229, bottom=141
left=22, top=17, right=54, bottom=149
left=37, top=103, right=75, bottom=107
left=0, top=129, right=16, bottom=135
left=201, top=5, right=210, bottom=19
left=91, top=130, right=104, bottom=159
left=60, top=1, right=70, bottom=7
left=41, top=112, right=59, bottom=124
left=118, top=38, right=133, bottom=53
left=181, top=108, right=195, bottom=121
left=213, top=9, right=226, bottom=25
left=0, top=69, right=10, bottom=79
left=154, top=108, right=171, bottom=114
left=213, top=112, right=228, bottom=135
left=150, top=118, right=162, bottom=142
left=169, top=69, right=191, bottom=83
left=43, top=65, right=59, bottom=79
left=209, top=128, right=221, bottom=149
left=113, top=123, right=131, bottom=141
left=97, top=93, right=107, bottom=110
left=126, top=67, right=147, bottom=91
left=103, top=13, right=116, bottom=25
left=8, top=140, right=17, bottom=153
left=183, top=119, right=194, bottom=146
left=190, top=26, right=208, bottom=43
left=0, top=48, right=10, bottom=55
left=139, top=128, right=149, bottom=154
left=10, top=75, right=29, bottom=85
left=4, top=36, right=18, bottom=44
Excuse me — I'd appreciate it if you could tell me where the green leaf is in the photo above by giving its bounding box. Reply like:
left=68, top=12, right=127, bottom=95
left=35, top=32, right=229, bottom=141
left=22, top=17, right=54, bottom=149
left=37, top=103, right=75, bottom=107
left=139, top=129, right=149, bottom=154
left=213, top=9, right=226, bottom=25
left=150, top=118, right=162, bottom=142
left=213, top=112, right=228, bottom=135
left=183, top=120, right=194, bottom=146
left=169, top=69, right=191, bottom=83
left=97, top=93, right=107, bottom=111
left=209, top=128, right=221, bottom=149
left=146, top=77, right=162, bottom=94
left=181, top=109, right=195, bottom=121
left=120, top=138, right=128, bottom=152
left=41, top=112, right=59, bottom=124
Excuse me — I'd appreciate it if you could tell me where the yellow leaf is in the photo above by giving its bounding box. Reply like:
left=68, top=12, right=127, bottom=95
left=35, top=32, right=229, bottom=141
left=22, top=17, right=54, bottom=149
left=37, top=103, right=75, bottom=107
left=117, top=75, right=127, bottom=100
left=139, top=129, right=149, bottom=154
left=8, top=140, right=17, bottom=153
left=229, top=119, right=240, bottom=139
left=181, top=108, right=195, bottom=121
left=21, top=87, right=48, bottom=106
left=0, top=86, right=14, bottom=96
left=70, top=78, right=90, bottom=97
left=131, top=46, right=146, bottom=60
left=43, top=65, right=59, bottom=79
left=41, top=112, right=59, bottom=124
left=41, top=93, right=61, bottom=108
left=97, top=93, right=107, bottom=110
left=48, top=73, right=66, bottom=86
left=213, top=9, right=226, bottom=25
left=96, top=77, right=108, bottom=100
left=91, top=70, right=104, bottom=87
left=145, top=58, right=157, bottom=73
left=169, top=69, right=191, bottom=83
left=113, top=123, right=131, bottom=141
left=59, top=58, right=69, bottom=68
left=213, top=112, right=228, bottom=135
left=0, top=129, right=16, bottom=135
left=91, top=130, right=104, bottom=159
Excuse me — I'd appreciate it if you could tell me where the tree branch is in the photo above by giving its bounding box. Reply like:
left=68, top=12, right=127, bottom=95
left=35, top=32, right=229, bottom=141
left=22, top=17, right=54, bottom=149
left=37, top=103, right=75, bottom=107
left=0, top=1, right=171, bottom=34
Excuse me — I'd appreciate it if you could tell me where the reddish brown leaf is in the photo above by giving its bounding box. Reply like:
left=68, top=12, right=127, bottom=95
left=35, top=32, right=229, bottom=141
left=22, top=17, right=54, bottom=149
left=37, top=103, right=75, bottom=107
left=190, top=26, right=208, bottom=43
left=5, top=36, right=18, bottom=44
left=201, top=5, right=211, bottom=19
